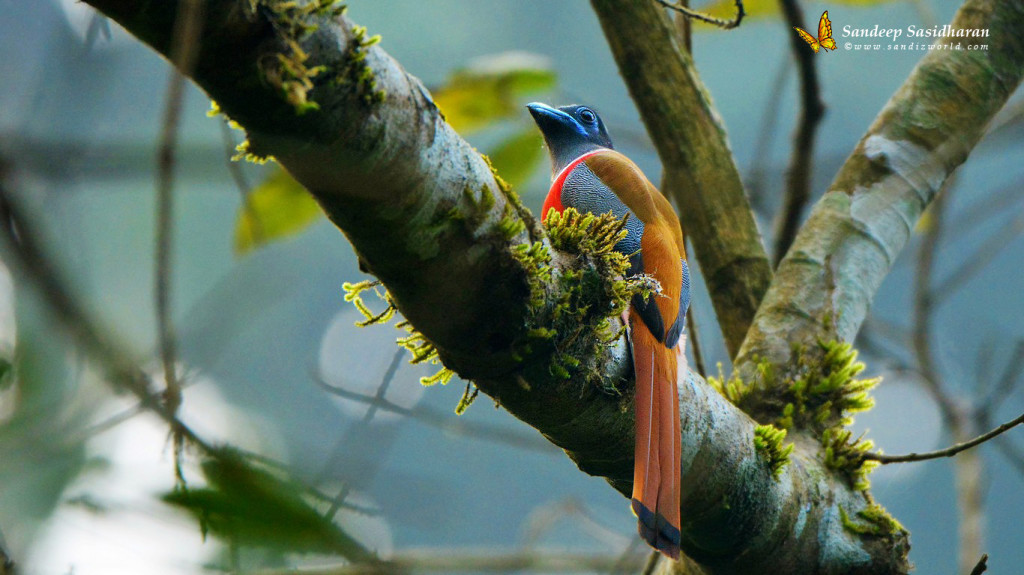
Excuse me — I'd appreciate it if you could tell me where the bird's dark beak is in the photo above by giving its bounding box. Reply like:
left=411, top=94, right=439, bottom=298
left=526, top=102, right=577, bottom=138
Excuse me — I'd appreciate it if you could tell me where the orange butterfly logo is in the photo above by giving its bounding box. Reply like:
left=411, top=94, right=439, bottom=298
left=794, top=11, right=836, bottom=53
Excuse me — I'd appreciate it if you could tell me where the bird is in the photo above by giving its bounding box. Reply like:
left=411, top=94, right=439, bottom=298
left=527, top=102, right=690, bottom=560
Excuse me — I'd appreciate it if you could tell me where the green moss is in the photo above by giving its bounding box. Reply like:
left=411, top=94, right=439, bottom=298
left=454, top=383, right=479, bottom=415
left=336, top=23, right=386, bottom=105
left=711, top=340, right=881, bottom=491
left=839, top=503, right=906, bottom=538
left=250, top=0, right=348, bottom=114
left=753, top=424, right=794, bottom=480
left=822, top=428, right=879, bottom=491
left=341, top=280, right=454, bottom=389
left=520, top=208, right=655, bottom=390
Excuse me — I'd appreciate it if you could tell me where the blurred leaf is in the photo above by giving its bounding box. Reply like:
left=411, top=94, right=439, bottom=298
left=434, top=52, right=555, bottom=134
left=163, top=448, right=374, bottom=561
left=234, top=167, right=323, bottom=255
left=487, top=128, right=545, bottom=189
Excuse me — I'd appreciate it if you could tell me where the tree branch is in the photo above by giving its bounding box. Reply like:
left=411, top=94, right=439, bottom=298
left=736, top=0, right=1024, bottom=373
left=773, top=0, right=826, bottom=266
left=863, top=411, right=1024, bottom=464
left=591, top=0, right=772, bottom=357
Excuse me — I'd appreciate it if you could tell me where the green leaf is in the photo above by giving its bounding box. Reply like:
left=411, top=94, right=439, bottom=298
left=162, top=448, right=375, bottom=561
left=234, top=167, right=323, bottom=255
left=486, top=128, right=545, bottom=189
left=433, top=52, right=556, bottom=134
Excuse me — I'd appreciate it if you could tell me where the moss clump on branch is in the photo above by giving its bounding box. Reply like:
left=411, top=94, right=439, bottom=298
left=336, top=23, right=386, bottom=105
left=839, top=503, right=906, bottom=538
left=823, top=428, right=879, bottom=491
left=249, top=0, right=349, bottom=114
left=753, top=423, right=793, bottom=479
left=516, top=207, right=657, bottom=390
left=709, top=340, right=880, bottom=490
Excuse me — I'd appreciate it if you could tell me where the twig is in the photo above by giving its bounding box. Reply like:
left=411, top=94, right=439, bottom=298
left=671, top=0, right=692, bottom=53
left=746, top=55, right=791, bottom=210
left=912, top=185, right=959, bottom=421
left=156, top=0, right=206, bottom=482
left=640, top=550, right=660, bottom=575
left=969, top=553, right=988, bottom=575
left=980, top=340, right=1024, bottom=414
left=0, top=523, right=13, bottom=575
left=313, top=373, right=553, bottom=453
left=653, top=0, right=744, bottom=30
left=932, top=209, right=1024, bottom=303
left=863, top=411, right=1024, bottom=464
left=322, top=348, right=404, bottom=521
left=772, top=0, right=826, bottom=266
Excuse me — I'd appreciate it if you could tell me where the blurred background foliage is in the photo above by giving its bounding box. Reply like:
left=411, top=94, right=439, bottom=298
left=0, top=0, right=1022, bottom=573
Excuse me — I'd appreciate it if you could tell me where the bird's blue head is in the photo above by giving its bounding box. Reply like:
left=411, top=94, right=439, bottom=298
left=527, top=102, right=613, bottom=174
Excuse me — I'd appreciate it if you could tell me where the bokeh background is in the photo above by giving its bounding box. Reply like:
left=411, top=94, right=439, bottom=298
left=1, top=0, right=1022, bottom=573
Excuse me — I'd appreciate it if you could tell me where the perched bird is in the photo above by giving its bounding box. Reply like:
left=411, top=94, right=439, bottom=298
left=527, top=102, right=690, bottom=559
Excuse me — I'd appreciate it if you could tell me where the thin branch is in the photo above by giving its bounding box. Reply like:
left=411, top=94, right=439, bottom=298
left=313, top=373, right=553, bottom=453
left=686, top=312, right=706, bottom=379
left=773, top=0, right=826, bottom=266
left=980, top=340, right=1024, bottom=414
left=912, top=185, right=960, bottom=421
left=933, top=209, right=1024, bottom=303
left=155, top=0, right=206, bottom=480
left=863, top=411, right=1024, bottom=464
left=653, top=0, right=744, bottom=30
left=969, top=553, right=989, bottom=575
left=746, top=55, right=791, bottom=210
left=322, top=348, right=404, bottom=521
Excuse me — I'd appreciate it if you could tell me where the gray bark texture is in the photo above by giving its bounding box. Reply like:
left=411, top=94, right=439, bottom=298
left=79, top=1, right=1024, bottom=573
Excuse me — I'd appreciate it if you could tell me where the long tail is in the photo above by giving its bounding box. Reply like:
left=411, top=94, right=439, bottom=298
left=630, top=324, right=682, bottom=560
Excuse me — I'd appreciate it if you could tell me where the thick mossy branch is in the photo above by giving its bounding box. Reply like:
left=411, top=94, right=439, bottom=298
left=710, top=340, right=879, bottom=489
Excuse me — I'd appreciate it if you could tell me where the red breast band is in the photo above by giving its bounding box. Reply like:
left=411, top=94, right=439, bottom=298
left=541, top=149, right=608, bottom=221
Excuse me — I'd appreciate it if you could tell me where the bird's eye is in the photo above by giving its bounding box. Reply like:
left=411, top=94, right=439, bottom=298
left=579, top=108, right=597, bottom=123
